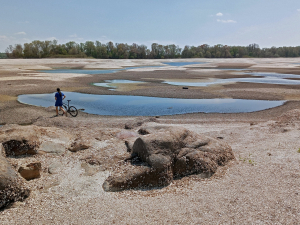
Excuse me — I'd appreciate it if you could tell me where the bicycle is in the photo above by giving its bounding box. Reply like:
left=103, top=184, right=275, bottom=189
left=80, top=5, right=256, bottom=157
left=58, top=100, right=78, bottom=117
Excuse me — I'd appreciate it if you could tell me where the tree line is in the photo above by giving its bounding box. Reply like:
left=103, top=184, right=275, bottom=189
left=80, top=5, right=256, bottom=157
left=4, top=40, right=300, bottom=59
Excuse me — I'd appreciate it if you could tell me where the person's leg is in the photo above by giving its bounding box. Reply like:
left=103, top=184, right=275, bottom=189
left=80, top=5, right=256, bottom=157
left=60, top=106, right=67, bottom=117
left=56, top=106, right=58, bottom=116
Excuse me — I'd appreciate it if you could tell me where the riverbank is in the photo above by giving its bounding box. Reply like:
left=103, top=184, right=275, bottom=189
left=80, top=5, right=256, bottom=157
left=0, top=58, right=300, bottom=224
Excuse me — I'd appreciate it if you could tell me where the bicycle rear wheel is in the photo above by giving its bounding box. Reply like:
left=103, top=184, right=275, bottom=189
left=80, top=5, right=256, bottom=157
left=68, top=106, right=78, bottom=117
left=58, top=104, right=68, bottom=116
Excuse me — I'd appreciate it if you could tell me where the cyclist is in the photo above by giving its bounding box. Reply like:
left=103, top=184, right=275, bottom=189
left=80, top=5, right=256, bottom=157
left=54, top=88, right=67, bottom=117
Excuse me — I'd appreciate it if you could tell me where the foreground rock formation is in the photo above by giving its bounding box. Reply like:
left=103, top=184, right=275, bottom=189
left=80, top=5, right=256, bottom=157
left=103, top=126, right=235, bottom=191
left=0, top=145, right=29, bottom=209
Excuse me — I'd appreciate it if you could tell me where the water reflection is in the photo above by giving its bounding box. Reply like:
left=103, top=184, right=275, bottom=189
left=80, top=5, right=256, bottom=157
left=18, top=92, right=285, bottom=116
left=163, top=72, right=300, bottom=87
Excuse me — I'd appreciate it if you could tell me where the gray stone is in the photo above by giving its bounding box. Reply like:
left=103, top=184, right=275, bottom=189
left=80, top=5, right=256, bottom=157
left=39, top=141, right=66, bottom=155
left=48, top=162, right=62, bottom=174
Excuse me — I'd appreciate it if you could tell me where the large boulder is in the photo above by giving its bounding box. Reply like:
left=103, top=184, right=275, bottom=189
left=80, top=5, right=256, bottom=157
left=0, top=144, right=29, bottom=208
left=103, top=126, right=234, bottom=191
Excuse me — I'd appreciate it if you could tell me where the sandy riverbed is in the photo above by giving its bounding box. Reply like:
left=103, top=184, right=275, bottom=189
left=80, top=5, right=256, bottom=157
left=0, top=58, right=300, bottom=224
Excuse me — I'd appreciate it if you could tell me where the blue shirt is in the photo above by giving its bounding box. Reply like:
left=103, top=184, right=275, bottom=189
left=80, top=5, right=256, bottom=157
left=55, top=92, right=64, bottom=106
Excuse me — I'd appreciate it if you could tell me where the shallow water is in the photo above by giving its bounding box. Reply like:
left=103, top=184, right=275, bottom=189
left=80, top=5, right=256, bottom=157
left=163, top=62, right=207, bottom=66
left=93, top=80, right=144, bottom=88
left=18, top=92, right=285, bottom=116
left=39, top=66, right=161, bottom=75
left=163, top=72, right=300, bottom=87
left=40, top=62, right=206, bottom=75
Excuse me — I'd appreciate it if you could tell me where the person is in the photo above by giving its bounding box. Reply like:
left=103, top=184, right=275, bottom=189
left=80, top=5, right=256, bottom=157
left=54, top=88, right=67, bottom=117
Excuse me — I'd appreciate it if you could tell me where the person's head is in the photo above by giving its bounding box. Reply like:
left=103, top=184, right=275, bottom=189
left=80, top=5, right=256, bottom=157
left=57, top=88, right=62, bottom=96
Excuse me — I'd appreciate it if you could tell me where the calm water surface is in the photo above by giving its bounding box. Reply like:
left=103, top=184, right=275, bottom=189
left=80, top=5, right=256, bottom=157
left=163, top=72, right=300, bottom=87
left=18, top=92, right=285, bottom=116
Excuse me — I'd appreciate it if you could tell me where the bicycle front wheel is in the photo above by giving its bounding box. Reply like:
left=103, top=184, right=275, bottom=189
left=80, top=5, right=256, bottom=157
left=68, top=106, right=78, bottom=117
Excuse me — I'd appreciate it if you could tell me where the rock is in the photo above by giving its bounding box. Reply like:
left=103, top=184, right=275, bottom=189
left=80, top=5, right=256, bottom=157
left=0, top=125, right=74, bottom=156
left=2, top=140, right=38, bottom=156
left=81, top=162, right=100, bottom=176
left=82, top=155, right=102, bottom=166
left=48, top=162, right=62, bottom=174
left=18, top=162, right=41, bottom=180
left=124, top=117, right=158, bottom=130
left=116, top=130, right=138, bottom=139
left=102, top=166, right=173, bottom=192
left=0, top=125, right=40, bottom=156
left=0, top=145, right=19, bottom=189
left=125, top=138, right=136, bottom=152
left=0, top=144, right=30, bottom=208
left=68, top=138, right=91, bottom=152
left=116, top=130, right=139, bottom=152
left=39, top=141, right=66, bottom=155
left=103, top=126, right=234, bottom=191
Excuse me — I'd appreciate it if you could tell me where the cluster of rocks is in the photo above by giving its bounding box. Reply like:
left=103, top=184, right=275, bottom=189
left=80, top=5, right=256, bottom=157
left=103, top=126, right=235, bottom=192
left=0, top=145, right=30, bottom=208
left=0, top=122, right=235, bottom=207
left=0, top=124, right=93, bottom=209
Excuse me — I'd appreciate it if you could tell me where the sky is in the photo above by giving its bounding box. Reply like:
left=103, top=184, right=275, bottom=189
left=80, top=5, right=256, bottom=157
left=1, top=0, right=300, bottom=52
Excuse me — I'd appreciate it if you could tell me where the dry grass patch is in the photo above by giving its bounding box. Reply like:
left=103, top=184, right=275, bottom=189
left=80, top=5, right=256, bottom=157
left=0, top=95, right=17, bottom=102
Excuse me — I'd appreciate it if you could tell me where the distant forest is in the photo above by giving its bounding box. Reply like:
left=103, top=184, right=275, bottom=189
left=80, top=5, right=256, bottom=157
left=4, top=40, right=300, bottom=59
left=0, top=53, right=7, bottom=59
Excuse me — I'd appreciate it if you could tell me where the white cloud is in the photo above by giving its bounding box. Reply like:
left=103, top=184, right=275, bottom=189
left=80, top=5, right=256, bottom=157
left=297, top=9, right=300, bottom=12
left=46, top=37, right=57, bottom=41
left=216, top=12, right=223, bottom=16
left=97, top=35, right=112, bottom=43
left=69, top=34, right=77, bottom=38
left=15, top=32, right=26, bottom=35
left=0, top=35, right=8, bottom=40
left=217, top=19, right=237, bottom=23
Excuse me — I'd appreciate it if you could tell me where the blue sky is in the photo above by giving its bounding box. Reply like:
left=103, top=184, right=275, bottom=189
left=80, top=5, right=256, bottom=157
left=1, top=0, right=300, bottom=52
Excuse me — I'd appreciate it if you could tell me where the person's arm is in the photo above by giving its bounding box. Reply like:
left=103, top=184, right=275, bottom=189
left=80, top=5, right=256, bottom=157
left=63, top=95, right=66, bottom=100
